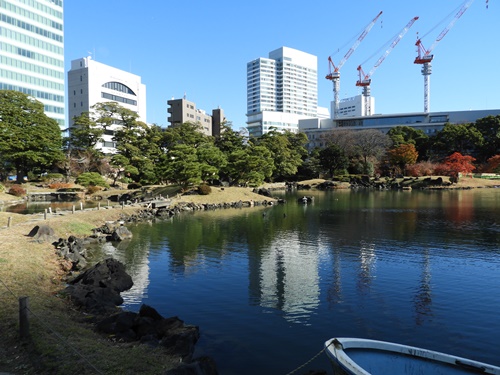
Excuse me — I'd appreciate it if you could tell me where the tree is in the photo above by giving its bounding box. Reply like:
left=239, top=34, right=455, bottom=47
left=388, top=143, right=419, bottom=175
left=474, top=116, right=500, bottom=162
left=481, top=155, right=500, bottom=174
left=64, top=111, right=105, bottom=177
left=224, top=145, right=273, bottom=186
left=297, top=147, right=322, bottom=180
left=319, top=144, right=349, bottom=177
left=163, top=144, right=203, bottom=190
left=351, top=129, right=391, bottom=175
left=214, top=123, right=246, bottom=154
left=444, top=152, right=476, bottom=179
left=430, top=123, right=483, bottom=159
left=0, top=90, right=64, bottom=182
left=196, top=143, right=227, bottom=182
left=387, top=126, right=429, bottom=159
left=68, top=111, right=104, bottom=150
left=253, top=130, right=307, bottom=180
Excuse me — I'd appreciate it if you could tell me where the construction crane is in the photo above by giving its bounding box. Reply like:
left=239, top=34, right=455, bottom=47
left=414, top=0, right=474, bottom=113
left=356, top=16, right=419, bottom=116
left=326, top=11, right=383, bottom=119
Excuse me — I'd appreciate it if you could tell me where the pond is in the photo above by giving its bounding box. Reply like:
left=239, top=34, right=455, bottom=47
left=99, top=188, right=500, bottom=374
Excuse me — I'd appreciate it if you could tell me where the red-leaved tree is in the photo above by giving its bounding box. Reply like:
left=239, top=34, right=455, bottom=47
left=444, top=152, right=476, bottom=179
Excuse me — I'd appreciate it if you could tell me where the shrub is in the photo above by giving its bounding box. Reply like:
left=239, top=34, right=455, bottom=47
left=127, top=182, right=142, bottom=189
left=48, top=182, right=73, bottom=190
left=86, top=185, right=101, bottom=194
left=0, top=184, right=4, bottom=193
left=75, top=172, right=109, bottom=188
left=41, top=173, right=65, bottom=183
left=8, top=184, right=26, bottom=197
left=198, top=184, right=212, bottom=195
left=406, top=161, right=438, bottom=177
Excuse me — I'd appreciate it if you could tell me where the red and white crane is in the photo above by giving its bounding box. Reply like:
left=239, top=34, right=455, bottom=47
left=414, top=0, right=474, bottom=113
left=356, top=16, right=419, bottom=116
left=326, top=11, right=383, bottom=119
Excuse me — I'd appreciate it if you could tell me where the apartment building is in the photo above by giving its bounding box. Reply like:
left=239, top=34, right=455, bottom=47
left=167, top=97, right=225, bottom=137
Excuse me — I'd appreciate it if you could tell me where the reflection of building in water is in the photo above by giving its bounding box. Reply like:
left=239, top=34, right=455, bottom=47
left=414, top=248, right=432, bottom=325
left=358, top=240, right=376, bottom=293
left=101, top=242, right=150, bottom=305
left=254, top=232, right=323, bottom=323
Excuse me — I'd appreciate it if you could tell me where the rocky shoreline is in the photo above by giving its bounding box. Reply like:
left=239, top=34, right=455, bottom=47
left=27, top=194, right=279, bottom=375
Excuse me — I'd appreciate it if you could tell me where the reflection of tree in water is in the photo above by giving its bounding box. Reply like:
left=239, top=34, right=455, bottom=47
left=357, top=240, right=376, bottom=294
left=413, top=248, right=432, bottom=325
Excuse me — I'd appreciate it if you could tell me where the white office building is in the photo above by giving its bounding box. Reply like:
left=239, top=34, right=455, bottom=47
left=246, top=46, right=328, bottom=137
left=0, top=0, right=65, bottom=128
left=68, top=56, right=146, bottom=154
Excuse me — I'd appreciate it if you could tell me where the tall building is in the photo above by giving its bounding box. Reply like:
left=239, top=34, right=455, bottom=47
left=67, top=56, right=146, bottom=154
left=0, top=0, right=65, bottom=128
left=167, top=97, right=226, bottom=137
left=246, top=46, right=328, bottom=138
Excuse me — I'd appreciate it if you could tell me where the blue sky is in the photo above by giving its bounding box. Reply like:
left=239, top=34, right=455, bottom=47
left=64, top=0, right=497, bottom=130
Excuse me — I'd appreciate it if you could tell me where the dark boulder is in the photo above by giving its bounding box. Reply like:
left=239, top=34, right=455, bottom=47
left=65, top=258, right=133, bottom=315
left=96, top=305, right=200, bottom=361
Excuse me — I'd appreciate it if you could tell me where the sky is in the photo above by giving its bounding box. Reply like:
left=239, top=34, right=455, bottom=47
left=64, top=0, right=497, bottom=130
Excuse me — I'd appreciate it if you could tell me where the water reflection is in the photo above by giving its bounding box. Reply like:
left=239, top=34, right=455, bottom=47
left=414, top=248, right=432, bottom=325
left=358, top=240, right=376, bottom=294
left=255, top=232, right=320, bottom=324
left=107, top=189, right=500, bottom=374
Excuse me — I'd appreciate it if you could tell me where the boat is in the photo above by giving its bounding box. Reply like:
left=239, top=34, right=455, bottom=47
left=324, top=338, right=500, bottom=375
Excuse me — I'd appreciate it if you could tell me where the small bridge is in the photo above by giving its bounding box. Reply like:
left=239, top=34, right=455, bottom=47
left=27, top=192, right=84, bottom=201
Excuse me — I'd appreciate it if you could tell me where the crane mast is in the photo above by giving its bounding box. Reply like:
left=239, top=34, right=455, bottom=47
left=356, top=16, right=419, bottom=116
left=326, top=11, right=383, bottom=119
left=414, top=0, right=474, bottom=113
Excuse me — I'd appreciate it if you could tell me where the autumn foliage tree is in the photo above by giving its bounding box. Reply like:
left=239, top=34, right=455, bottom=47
left=388, top=143, right=418, bottom=175
left=444, top=152, right=476, bottom=179
left=480, top=155, right=500, bottom=174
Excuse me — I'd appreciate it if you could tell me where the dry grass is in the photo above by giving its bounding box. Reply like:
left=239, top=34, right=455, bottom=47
left=0, top=205, right=180, bottom=374
left=172, top=186, right=277, bottom=205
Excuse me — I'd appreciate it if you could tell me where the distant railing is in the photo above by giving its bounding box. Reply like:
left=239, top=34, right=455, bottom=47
left=473, top=173, right=500, bottom=180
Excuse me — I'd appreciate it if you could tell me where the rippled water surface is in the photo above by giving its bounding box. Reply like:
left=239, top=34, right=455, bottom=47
left=109, top=189, right=500, bottom=374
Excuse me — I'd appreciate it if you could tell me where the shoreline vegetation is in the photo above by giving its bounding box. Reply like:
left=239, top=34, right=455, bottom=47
left=0, top=177, right=499, bottom=374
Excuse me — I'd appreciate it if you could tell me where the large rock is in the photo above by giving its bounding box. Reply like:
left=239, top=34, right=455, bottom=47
left=65, top=258, right=133, bottom=315
left=111, top=226, right=133, bottom=241
left=96, top=304, right=200, bottom=361
left=27, top=225, right=57, bottom=243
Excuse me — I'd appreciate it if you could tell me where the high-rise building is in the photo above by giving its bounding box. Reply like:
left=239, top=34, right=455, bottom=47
left=0, top=0, right=65, bottom=128
left=246, top=46, right=328, bottom=138
left=67, top=56, right=146, bottom=154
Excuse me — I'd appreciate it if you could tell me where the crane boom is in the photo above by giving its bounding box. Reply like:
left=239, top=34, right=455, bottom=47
left=326, top=11, right=383, bottom=119
left=326, top=11, right=383, bottom=79
left=414, top=0, right=474, bottom=113
left=415, top=0, right=474, bottom=64
left=357, top=16, right=419, bottom=87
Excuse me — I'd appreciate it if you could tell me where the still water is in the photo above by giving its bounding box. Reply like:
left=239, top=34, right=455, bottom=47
left=105, top=189, right=500, bottom=374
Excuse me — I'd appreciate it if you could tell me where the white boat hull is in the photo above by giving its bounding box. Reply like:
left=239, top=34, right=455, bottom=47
left=325, top=338, right=500, bottom=375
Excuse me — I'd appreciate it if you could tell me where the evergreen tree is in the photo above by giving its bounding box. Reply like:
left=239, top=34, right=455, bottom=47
left=0, top=90, right=64, bottom=182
